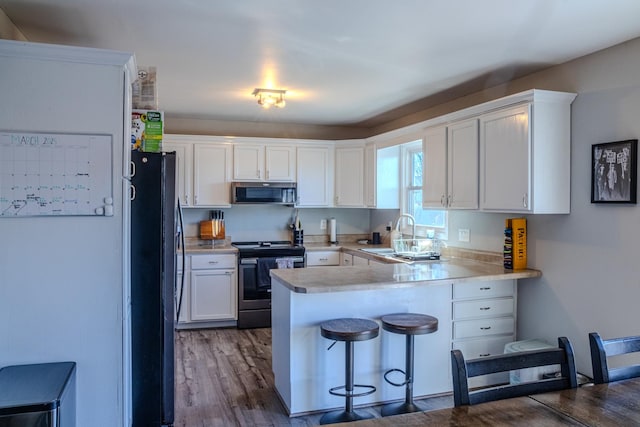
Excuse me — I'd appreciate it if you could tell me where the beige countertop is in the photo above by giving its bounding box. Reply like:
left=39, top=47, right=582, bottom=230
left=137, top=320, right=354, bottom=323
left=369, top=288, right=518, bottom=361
left=270, top=258, right=541, bottom=294
left=181, top=239, right=237, bottom=254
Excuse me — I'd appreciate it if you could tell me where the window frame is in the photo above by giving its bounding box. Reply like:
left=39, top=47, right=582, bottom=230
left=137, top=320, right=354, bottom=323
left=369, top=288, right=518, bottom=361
left=400, top=140, right=448, bottom=239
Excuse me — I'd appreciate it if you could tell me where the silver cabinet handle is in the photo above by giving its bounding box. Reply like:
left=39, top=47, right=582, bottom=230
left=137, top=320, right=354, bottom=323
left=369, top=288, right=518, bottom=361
left=480, top=326, right=491, bottom=330
left=208, top=261, right=219, bottom=264
left=480, top=307, right=491, bottom=311
left=480, top=287, right=491, bottom=291
left=130, top=184, right=136, bottom=201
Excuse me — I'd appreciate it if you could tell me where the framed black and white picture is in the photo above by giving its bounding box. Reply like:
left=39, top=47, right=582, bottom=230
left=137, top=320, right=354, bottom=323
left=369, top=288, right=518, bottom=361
left=591, top=139, right=637, bottom=204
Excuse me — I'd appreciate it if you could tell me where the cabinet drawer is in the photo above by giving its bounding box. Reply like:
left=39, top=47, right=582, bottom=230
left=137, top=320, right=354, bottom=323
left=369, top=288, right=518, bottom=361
left=453, top=336, right=514, bottom=388
left=452, top=336, right=514, bottom=359
left=453, top=317, right=514, bottom=339
left=453, top=298, right=514, bottom=320
left=306, top=251, right=340, bottom=266
left=191, top=254, right=236, bottom=270
left=453, top=280, right=514, bottom=300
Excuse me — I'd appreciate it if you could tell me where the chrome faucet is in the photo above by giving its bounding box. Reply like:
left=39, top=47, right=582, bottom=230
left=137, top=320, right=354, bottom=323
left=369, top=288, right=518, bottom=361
left=394, top=213, right=416, bottom=240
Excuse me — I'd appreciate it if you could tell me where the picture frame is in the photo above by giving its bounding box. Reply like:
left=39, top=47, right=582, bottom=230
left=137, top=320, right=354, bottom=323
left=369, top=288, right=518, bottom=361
left=591, top=139, right=637, bottom=204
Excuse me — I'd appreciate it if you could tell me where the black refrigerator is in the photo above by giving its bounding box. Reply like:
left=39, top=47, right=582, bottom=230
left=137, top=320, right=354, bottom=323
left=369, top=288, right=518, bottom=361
left=130, top=150, right=177, bottom=427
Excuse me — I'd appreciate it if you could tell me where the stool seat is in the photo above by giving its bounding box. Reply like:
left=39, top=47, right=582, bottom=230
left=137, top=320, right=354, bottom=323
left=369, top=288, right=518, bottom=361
left=319, top=318, right=379, bottom=425
left=381, top=313, right=438, bottom=335
left=321, top=318, right=380, bottom=342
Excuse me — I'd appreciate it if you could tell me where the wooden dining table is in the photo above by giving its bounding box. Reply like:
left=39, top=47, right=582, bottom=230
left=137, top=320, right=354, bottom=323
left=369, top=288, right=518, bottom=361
left=333, top=377, right=640, bottom=426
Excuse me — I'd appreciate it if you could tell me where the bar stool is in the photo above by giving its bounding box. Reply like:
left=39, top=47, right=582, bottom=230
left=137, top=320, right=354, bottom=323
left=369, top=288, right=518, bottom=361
left=380, top=312, right=438, bottom=416
left=319, top=317, right=379, bottom=425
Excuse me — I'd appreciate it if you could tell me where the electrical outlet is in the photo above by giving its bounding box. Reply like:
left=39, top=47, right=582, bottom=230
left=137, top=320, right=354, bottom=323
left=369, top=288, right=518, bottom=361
left=320, top=219, right=327, bottom=230
left=458, top=228, right=470, bottom=242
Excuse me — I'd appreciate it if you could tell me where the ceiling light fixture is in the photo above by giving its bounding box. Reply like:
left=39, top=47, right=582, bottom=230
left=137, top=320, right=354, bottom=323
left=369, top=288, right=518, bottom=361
left=252, top=88, right=286, bottom=109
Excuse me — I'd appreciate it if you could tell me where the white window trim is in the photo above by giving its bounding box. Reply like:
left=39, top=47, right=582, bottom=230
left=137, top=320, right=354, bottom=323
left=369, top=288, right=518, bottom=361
left=400, top=140, right=448, bottom=240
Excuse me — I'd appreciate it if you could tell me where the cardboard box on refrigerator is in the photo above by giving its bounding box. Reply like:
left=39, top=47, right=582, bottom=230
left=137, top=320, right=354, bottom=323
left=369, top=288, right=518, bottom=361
left=131, top=109, right=164, bottom=152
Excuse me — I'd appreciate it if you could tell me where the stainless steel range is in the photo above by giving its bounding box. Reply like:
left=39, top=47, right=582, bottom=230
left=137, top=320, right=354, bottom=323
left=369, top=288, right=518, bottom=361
left=233, top=241, right=306, bottom=329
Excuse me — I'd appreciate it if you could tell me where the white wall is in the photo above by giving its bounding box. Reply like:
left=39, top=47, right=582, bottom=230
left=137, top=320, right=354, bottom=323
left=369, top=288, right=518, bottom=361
left=443, top=37, right=640, bottom=376
left=0, top=41, right=132, bottom=426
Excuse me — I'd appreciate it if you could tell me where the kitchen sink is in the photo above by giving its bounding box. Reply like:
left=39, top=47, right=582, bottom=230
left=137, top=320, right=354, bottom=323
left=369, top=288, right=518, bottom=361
left=360, top=247, right=445, bottom=264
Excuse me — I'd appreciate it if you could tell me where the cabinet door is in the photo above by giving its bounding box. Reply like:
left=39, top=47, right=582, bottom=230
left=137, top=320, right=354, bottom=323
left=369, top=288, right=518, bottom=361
left=335, top=146, right=364, bottom=207
left=480, top=104, right=531, bottom=211
left=448, top=119, right=478, bottom=209
left=265, top=145, right=295, bottom=181
left=341, top=253, right=353, bottom=266
left=364, top=144, right=376, bottom=207
left=352, top=254, right=369, bottom=266
left=193, top=144, right=231, bottom=206
left=162, top=141, right=192, bottom=206
left=233, top=144, right=264, bottom=180
left=190, top=269, right=236, bottom=321
left=297, top=146, right=333, bottom=207
left=422, top=125, right=448, bottom=208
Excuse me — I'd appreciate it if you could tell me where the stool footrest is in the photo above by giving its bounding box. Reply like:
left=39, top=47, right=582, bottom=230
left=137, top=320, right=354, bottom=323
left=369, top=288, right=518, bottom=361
left=329, top=384, right=376, bottom=398
left=384, top=368, right=410, bottom=387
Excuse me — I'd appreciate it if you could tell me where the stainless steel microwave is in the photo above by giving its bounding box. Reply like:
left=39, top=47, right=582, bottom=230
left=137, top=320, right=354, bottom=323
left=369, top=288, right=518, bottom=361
left=231, top=182, right=297, bottom=205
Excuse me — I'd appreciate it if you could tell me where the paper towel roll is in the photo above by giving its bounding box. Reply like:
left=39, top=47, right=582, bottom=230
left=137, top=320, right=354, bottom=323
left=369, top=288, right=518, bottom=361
left=329, top=218, right=337, bottom=243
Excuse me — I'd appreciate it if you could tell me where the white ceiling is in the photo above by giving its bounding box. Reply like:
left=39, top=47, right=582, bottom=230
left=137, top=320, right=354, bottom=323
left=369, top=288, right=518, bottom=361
left=2, top=0, right=640, bottom=128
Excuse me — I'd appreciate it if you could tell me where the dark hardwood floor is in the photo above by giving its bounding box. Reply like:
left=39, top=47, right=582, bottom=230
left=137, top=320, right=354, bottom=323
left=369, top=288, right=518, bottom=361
left=174, top=327, right=452, bottom=427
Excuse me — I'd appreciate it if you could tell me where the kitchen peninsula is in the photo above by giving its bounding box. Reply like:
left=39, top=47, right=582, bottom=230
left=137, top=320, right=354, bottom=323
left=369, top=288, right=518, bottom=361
left=270, top=259, right=540, bottom=416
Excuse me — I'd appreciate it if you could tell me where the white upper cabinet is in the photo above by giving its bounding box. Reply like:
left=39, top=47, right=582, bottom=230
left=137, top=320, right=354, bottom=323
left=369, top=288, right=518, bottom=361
left=233, top=144, right=263, bottom=180
left=423, top=119, right=478, bottom=210
left=335, top=145, right=365, bottom=207
left=162, top=138, right=193, bottom=206
left=193, top=143, right=232, bottom=207
left=364, top=144, right=376, bottom=207
left=423, top=125, right=448, bottom=208
left=296, top=144, right=334, bottom=207
left=479, top=90, right=575, bottom=213
left=233, top=143, right=295, bottom=181
left=447, top=118, right=479, bottom=209
left=480, top=105, right=530, bottom=212
left=164, top=134, right=231, bottom=208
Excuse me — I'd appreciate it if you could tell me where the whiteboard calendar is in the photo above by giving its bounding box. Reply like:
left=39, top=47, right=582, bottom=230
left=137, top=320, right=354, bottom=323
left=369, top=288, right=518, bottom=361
left=0, top=131, right=113, bottom=217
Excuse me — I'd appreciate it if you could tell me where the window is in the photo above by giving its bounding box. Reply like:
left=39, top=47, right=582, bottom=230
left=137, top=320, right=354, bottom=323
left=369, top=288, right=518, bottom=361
left=402, top=141, right=447, bottom=238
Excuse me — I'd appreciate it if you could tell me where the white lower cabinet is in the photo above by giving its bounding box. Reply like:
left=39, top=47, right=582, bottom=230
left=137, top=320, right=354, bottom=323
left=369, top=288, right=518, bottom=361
left=306, top=251, right=340, bottom=267
left=451, top=280, right=516, bottom=387
left=186, top=254, right=237, bottom=323
left=340, top=253, right=353, bottom=266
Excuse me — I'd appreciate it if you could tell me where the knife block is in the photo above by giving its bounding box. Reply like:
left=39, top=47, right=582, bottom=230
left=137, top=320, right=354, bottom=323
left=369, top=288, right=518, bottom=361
left=199, top=219, right=225, bottom=240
